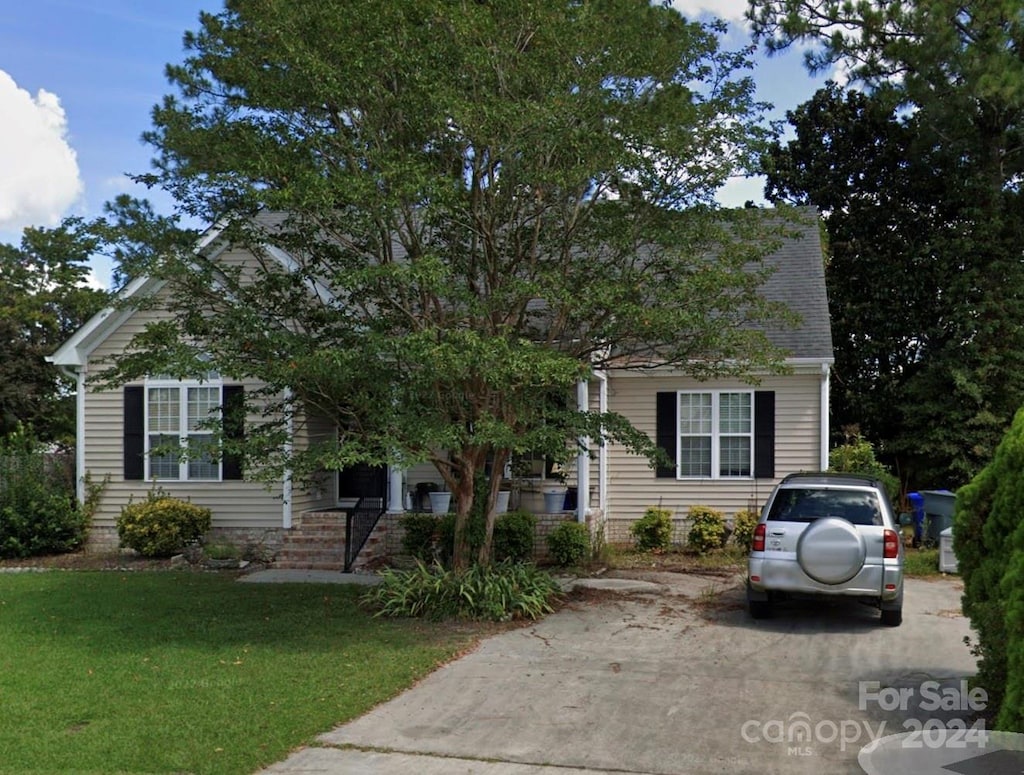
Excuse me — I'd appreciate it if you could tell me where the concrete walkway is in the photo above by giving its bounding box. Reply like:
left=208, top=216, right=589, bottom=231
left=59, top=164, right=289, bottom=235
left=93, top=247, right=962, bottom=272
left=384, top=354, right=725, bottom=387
left=251, top=573, right=976, bottom=775
left=239, top=569, right=383, bottom=585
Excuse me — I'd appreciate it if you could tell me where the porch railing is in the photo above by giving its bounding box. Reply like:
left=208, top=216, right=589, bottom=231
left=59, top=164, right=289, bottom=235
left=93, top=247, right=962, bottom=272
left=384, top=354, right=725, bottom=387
left=344, top=496, right=386, bottom=572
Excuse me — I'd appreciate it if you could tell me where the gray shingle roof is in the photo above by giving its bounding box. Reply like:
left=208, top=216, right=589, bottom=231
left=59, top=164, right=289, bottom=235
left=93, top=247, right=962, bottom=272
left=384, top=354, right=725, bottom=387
left=758, top=207, right=833, bottom=361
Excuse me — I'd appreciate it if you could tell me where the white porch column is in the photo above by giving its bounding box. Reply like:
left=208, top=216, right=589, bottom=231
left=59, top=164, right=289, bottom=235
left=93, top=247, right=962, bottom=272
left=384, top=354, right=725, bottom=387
left=820, top=363, right=831, bottom=471
left=387, top=466, right=405, bottom=513
left=576, top=378, right=590, bottom=524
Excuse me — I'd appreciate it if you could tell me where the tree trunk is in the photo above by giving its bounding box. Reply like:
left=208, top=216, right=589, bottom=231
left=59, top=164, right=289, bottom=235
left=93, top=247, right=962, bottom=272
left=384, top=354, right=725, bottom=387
left=477, top=449, right=509, bottom=566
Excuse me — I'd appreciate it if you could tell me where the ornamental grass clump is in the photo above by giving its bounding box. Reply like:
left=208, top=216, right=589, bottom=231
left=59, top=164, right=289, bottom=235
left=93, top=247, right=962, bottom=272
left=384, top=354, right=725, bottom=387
left=364, top=560, right=559, bottom=622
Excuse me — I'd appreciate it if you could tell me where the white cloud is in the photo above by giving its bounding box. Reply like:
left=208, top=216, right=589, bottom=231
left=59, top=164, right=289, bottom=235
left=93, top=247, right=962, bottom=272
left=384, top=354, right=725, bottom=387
left=0, top=70, right=83, bottom=232
left=676, top=0, right=748, bottom=23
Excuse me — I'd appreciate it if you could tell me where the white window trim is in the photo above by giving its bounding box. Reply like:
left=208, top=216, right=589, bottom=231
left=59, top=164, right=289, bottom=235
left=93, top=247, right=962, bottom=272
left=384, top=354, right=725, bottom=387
left=677, top=390, right=754, bottom=480
left=144, top=376, right=224, bottom=482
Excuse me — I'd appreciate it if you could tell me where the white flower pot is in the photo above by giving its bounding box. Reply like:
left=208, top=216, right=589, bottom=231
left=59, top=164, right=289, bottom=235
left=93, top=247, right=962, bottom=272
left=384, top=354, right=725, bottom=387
left=428, top=491, right=452, bottom=514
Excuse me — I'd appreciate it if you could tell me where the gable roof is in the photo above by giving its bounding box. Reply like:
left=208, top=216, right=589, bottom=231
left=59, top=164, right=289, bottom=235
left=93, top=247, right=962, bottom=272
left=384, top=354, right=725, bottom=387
left=49, top=207, right=832, bottom=369
left=756, top=207, right=832, bottom=361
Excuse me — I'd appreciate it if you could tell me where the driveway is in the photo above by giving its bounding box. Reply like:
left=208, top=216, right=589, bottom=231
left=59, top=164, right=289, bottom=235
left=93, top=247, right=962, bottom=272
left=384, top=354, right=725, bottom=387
left=257, top=573, right=977, bottom=774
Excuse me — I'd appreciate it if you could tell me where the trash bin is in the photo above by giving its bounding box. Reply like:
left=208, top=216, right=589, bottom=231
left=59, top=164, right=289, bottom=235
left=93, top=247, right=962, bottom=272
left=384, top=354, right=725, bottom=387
left=908, top=492, right=925, bottom=547
left=921, top=490, right=956, bottom=546
left=939, top=526, right=959, bottom=573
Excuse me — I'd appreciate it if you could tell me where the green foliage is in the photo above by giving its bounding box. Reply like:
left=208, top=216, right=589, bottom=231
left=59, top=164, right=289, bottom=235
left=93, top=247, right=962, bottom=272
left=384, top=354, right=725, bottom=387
left=828, top=432, right=900, bottom=503
left=117, top=491, right=212, bottom=557
left=755, top=6, right=1024, bottom=489
left=631, top=507, right=673, bottom=552
left=731, top=509, right=760, bottom=550
left=687, top=506, right=726, bottom=555
left=546, top=521, right=592, bottom=567
left=954, top=406, right=1024, bottom=725
left=399, top=513, right=441, bottom=562
left=114, top=0, right=795, bottom=572
left=0, top=222, right=109, bottom=441
left=364, top=561, right=559, bottom=622
left=0, top=433, right=86, bottom=558
left=493, top=510, right=536, bottom=563
left=998, top=539, right=1024, bottom=731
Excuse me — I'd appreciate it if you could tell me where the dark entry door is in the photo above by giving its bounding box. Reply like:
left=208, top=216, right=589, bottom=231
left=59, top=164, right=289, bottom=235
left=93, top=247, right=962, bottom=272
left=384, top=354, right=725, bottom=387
left=338, top=463, right=387, bottom=501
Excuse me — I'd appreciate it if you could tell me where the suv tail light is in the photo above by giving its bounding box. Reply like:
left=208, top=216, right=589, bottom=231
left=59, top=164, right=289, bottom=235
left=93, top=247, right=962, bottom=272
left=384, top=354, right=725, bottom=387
left=883, top=529, right=900, bottom=558
left=753, top=523, right=766, bottom=552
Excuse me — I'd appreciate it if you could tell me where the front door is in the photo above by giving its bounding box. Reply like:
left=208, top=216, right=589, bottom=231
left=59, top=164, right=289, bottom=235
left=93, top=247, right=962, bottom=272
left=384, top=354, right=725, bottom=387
left=338, top=463, right=387, bottom=503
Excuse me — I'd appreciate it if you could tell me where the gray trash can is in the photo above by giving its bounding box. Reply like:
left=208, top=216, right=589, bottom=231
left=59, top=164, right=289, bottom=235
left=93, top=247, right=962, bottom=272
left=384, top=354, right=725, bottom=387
left=921, top=490, right=956, bottom=545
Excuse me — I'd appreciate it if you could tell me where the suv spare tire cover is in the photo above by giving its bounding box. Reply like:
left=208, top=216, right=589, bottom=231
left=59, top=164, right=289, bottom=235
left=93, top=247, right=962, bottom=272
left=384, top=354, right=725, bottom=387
left=796, top=516, right=867, bottom=585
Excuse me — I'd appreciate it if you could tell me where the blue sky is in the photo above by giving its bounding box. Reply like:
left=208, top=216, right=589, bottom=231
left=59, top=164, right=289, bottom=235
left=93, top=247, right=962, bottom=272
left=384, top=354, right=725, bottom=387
left=0, top=1, right=829, bottom=288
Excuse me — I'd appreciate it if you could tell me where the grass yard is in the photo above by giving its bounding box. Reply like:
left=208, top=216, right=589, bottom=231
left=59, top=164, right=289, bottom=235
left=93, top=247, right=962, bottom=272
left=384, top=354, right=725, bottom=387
left=0, top=571, right=488, bottom=775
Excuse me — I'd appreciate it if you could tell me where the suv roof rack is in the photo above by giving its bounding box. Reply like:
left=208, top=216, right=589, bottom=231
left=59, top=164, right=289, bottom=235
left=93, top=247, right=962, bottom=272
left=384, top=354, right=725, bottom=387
left=780, top=471, right=884, bottom=488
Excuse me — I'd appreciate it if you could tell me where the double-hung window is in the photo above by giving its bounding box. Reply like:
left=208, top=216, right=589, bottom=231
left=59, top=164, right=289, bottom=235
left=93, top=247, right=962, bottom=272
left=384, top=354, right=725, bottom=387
left=678, top=391, right=753, bottom=478
left=145, top=377, right=223, bottom=481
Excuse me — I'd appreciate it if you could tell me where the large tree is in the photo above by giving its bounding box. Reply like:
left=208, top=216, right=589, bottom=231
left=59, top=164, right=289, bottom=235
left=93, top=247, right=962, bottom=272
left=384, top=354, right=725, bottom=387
left=113, top=0, right=795, bottom=568
left=0, top=222, right=108, bottom=440
left=752, top=0, right=1024, bottom=487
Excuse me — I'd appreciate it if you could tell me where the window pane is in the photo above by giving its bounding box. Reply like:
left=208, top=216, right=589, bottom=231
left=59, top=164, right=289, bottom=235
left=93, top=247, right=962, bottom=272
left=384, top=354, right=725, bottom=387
left=719, top=393, right=751, bottom=434
left=187, top=387, right=220, bottom=431
left=720, top=437, right=751, bottom=477
left=679, top=393, right=712, bottom=434
left=680, top=437, right=712, bottom=477
left=187, top=434, right=219, bottom=480
left=148, top=434, right=180, bottom=479
left=147, top=387, right=180, bottom=433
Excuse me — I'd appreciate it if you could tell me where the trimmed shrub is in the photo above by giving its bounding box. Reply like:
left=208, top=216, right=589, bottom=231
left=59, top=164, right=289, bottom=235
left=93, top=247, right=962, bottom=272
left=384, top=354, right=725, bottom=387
left=630, top=507, right=672, bottom=552
left=687, top=505, right=726, bottom=555
left=731, top=509, right=759, bottom=550
left=493, top=510, right=536, bottom=563
left=955, top=406, right=1024, bottom=725
left=828, top=433, right=899, bottom=504
left=0, top=435, right=86, bottom=558
left=363, top=560, right=559, bottom=621
left=547, top=521, right=591, bottom=566
left=400, top=513, right=441, bottom=561
left=117, top=493, right=212, bottom=557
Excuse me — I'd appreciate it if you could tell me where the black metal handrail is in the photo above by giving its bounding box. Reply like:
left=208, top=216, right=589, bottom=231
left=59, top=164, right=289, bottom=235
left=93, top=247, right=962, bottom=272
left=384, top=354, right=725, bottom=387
left=344, top=496, right=386, bottom=572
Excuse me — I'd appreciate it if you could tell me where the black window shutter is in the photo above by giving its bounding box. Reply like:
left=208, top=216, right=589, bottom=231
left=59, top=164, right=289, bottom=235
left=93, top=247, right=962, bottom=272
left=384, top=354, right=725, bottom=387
left=655, top=391, right=677, bottom=478
left=754, top=391, right=775, bottom=479
left=123, top=386, right=145, bottom=480
left=222, top=385, right=245, bottom=480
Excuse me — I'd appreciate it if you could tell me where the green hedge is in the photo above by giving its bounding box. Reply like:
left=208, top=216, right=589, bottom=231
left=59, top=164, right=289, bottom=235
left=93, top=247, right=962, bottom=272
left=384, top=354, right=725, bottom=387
left=0, top=435, right=86, bottom=558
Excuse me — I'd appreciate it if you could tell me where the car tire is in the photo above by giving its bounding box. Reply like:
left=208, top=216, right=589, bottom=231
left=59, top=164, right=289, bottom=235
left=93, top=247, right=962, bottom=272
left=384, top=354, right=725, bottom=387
left=749, top=599, right=773, bottom=619
left=880, top=607, right=902, bottom=627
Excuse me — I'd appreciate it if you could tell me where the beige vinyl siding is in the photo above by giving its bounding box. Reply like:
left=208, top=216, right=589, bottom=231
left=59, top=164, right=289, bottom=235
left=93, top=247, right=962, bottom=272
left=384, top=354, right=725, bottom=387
left=601, top=371, right=823, bottom=521
left=82, top=301, right=285, bottom=530
left=290, top=411, right=340, bottom=513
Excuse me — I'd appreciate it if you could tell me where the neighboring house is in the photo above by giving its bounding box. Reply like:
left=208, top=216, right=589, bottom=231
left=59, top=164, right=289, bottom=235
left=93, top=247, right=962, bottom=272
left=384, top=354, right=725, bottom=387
left=49, top=209, right=832, bottom=565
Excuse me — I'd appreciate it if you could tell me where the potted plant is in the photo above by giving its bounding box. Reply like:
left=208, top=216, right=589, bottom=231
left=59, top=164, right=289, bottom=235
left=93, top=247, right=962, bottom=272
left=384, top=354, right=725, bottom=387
left=428, top=485, right=451, bottom=514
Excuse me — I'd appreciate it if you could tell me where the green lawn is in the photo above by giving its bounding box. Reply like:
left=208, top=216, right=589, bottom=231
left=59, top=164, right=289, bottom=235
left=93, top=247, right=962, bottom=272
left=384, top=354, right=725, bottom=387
left=0, top=571, right=485, bottom=775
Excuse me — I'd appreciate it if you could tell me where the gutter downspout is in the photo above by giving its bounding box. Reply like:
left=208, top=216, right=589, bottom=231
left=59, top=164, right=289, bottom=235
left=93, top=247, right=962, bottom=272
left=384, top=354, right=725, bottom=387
left=576, top=379, right=590, bottom=524
left=58, top=365, right=86, bottom=504
left=820, top=363, right=831, bottom=471
left=282, top=388, right=293, bottom=529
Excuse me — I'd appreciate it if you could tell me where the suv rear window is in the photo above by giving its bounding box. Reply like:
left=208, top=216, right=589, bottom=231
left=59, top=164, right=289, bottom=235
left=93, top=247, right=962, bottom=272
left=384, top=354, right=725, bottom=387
left=767, top=488, right=883, bottom=526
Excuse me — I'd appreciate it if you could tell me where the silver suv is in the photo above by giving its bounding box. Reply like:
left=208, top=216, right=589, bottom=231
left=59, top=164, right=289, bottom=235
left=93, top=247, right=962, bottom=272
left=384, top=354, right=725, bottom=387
left=747, top=473, right=904, bottom=626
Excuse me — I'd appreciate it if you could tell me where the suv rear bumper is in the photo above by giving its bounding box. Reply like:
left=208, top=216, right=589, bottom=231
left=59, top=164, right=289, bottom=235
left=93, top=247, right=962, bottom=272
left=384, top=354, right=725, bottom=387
left=748, top=554, right=902, bottom=602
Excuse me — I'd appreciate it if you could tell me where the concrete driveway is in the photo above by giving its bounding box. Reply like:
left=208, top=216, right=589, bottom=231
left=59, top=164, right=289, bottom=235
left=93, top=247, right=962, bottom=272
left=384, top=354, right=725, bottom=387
left=256, top=573, right=976, bottom=774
